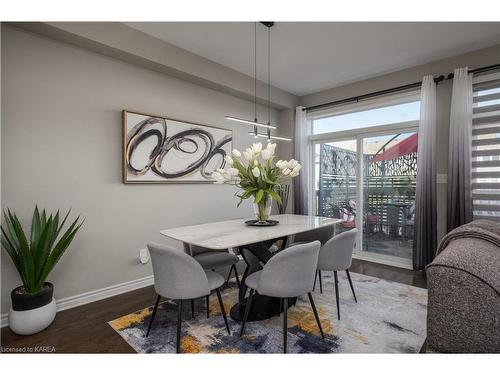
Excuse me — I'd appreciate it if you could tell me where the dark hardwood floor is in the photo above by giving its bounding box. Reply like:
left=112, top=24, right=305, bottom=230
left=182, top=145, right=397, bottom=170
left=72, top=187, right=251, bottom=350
left=1, top=259, right=426, bottom=353
left=351, top=258, right=427, bottom=289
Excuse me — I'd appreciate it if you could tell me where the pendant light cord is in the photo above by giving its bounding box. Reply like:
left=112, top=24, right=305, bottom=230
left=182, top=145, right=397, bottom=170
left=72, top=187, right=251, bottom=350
left=226, top=22, right=288, bottom=139
left=268, top=25, right=271, bottom=126
left=254, top=22, right=257, bottom=123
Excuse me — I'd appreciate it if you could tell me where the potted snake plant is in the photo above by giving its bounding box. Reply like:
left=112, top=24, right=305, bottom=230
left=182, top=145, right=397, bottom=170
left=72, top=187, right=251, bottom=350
left=1, top=207, right=83, bottom=335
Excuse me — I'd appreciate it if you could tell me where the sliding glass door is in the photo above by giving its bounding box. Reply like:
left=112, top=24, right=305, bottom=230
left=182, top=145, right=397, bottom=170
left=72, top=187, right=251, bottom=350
left=312, top=125, right=418, bottom=268
left=361, top=131, right=417, bottom=264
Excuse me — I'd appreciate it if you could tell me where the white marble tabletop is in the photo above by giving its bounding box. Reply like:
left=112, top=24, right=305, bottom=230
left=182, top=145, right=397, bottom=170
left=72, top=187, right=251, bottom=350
left=160, top=214, right=341, bottom=250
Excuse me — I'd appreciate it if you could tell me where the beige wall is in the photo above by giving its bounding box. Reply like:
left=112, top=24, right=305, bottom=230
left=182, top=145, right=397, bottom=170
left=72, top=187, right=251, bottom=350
left=298, top=44, right=500, bottom=241
left=12, top=22, right=299, bottom=110
left=0, top=25, right=289, bottom=314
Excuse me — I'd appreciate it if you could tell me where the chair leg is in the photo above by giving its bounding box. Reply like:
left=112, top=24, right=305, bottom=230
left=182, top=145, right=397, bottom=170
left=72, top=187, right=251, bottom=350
left=345, top=269, right=357, bottom=303
left=190, top=299, right=195, bottom=318
left=226, top=264, right=241, bottom=289
left=233, top=264, right=241, bottom=289
left=206, top=295, right=210, bottom=319
left=318, top=270, right=323, bottom=294
left=145, top=294, right=161, bottom=337
left=283, top=297, right=288, bottom=353
left=239, top=289, right=254, bottom=337
left=239, top=265, right=250, bottom=302
left=176, top=300, right=183, bottom=353
left=333, top=271, right=340, bottom=320
left=226, top=265, right=234, bottom=285
left=307, top=292, right=324, bottom=339
left=313, top=270, right=318, bottom=291
left=216, top=288, right=231, bottom=335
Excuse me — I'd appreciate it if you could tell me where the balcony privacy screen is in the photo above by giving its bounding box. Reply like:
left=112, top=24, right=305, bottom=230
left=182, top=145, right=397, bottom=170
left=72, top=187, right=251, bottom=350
left=472, top=77, right=500, bottom=221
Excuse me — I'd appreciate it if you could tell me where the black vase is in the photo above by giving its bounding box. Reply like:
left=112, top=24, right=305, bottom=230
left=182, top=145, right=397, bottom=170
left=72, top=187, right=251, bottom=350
left=11, top=282, right=54, bottom=311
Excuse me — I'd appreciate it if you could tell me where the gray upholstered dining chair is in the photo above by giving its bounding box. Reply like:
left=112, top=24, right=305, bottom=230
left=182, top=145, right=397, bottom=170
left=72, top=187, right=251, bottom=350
left=239, top=241, right=324, bottom=353
left=146, top=242, right=231, bottom=353
left=317, top=228, right=358, bottom=320
left=289, top=225, right=335, bottom=294
left=189, top=244, right=241, bottom=288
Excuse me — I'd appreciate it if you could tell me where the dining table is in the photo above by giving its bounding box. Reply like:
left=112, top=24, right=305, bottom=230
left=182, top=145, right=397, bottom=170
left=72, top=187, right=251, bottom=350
left=160, top=214, right=341, bottom=322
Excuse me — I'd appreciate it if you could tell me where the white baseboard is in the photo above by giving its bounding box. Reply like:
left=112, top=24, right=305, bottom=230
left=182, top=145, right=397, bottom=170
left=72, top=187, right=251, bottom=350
left=1, top=274, right=154, bottom=328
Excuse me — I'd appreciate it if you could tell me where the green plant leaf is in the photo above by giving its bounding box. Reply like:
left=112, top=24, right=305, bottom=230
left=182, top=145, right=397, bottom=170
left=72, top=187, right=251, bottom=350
left=3, top=210, right=20, bottom=251
left=30, top=206, right=41, bottom=248
left=54, top=209, right=71, bottom=241
left=267, top=189, right=282, bottom=205
left=8, top=209, right=36, bottom=291
left=3, top=211, right=25, bottom=281
left=243, top=189, right=256, bottom=199
left=36, top=217, right=83, bottom=290
left=254, top=189, right=264, bottom=204
left=33, top=213, right=57, bottom=283
left=1, top=226, right=28, bottom=287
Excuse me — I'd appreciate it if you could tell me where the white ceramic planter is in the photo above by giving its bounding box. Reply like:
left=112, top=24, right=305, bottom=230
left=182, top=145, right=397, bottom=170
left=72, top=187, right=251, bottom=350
left=9, top=298, right=56, bottom=335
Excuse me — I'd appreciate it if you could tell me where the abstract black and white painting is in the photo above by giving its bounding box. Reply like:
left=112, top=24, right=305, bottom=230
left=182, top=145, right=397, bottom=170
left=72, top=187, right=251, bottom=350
left=123, top=111, right=232, bottom=183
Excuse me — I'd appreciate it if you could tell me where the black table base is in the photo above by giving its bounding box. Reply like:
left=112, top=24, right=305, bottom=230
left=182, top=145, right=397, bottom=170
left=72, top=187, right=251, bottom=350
left=229, top=237, right=294, bottom=322
left=230, top=294, right=280, bottom=321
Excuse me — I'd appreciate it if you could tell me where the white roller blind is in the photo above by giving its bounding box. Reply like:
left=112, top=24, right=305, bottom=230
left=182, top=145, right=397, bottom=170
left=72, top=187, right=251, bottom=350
left=472, top=74, right=500, bottom=221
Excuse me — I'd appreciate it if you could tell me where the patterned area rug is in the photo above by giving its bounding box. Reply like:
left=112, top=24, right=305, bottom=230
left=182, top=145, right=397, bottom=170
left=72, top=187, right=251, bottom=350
left=108, top=272, right=427, bottom=353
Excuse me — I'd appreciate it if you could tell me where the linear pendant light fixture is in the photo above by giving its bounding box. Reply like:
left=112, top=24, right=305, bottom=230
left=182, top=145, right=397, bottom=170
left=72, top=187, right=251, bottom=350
left=226, top=22, right=290, bottom=142
left=225, top=116, right=276, bottom=129
left=250, top=133, right=292, bottom=141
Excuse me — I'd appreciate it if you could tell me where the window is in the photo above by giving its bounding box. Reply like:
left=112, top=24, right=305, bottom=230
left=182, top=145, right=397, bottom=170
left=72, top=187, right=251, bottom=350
left=472, top=75, right=500, bottom=221
left=312, top=101, right=420, bottom=135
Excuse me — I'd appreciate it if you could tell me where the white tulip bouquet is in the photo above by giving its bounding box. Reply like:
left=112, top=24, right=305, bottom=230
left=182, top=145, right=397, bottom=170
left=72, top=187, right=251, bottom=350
left=213, top=142, right=302, bottom=223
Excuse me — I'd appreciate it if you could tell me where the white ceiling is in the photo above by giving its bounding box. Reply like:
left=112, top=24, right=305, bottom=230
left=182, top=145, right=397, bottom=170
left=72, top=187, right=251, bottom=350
left=125, top=22, right=500, bottom=96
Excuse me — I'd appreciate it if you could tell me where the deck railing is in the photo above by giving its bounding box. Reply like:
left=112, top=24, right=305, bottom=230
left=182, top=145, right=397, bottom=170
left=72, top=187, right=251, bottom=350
left=317, top=144, right=417, bottom=230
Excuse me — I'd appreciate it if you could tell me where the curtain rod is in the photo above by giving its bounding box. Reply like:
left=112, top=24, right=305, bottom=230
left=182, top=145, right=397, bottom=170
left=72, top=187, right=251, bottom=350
left=303, top=63, right=500, bottom=112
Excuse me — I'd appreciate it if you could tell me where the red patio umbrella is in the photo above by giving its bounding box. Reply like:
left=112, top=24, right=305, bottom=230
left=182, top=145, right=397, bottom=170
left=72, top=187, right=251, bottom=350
left=370, top=133, right=418, bottom=163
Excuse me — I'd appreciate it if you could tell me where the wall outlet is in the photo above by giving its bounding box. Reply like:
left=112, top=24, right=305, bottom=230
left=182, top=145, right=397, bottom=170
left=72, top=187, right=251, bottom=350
left=139, top=248, right=150, bottom=264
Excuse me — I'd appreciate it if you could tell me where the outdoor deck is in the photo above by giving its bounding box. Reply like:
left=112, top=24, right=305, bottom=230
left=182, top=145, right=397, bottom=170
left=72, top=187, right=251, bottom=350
left=364, top=231, right=413, bottom=259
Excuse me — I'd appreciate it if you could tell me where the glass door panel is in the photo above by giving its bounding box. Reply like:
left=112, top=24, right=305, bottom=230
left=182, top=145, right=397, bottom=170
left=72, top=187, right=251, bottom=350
left=314, top=140, right=358, bottom=234
left=361, top=131, right=417, bottom=263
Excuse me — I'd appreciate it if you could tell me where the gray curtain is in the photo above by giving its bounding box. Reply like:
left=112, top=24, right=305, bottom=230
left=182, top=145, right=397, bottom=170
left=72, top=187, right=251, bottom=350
left=447, top=68, right=473, bottom=231
left=413, top=76, right=438, bottom=270
left=293, top=106, right=311, bottom=215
